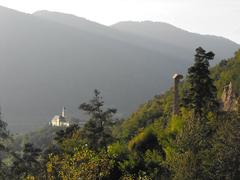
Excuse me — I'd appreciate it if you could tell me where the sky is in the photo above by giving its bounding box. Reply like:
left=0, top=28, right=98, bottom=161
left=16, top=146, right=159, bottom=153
left=0, top=0, right=239, bottom=43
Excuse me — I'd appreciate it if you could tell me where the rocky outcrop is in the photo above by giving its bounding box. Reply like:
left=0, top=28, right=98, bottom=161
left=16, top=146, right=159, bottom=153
left=221, top=82, right=238, bottom=111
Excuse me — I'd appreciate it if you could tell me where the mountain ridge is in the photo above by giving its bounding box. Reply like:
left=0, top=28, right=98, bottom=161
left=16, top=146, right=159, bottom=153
left=34, top=10, right=239, bottom=62
left=112, top=20, right=238, bottom=42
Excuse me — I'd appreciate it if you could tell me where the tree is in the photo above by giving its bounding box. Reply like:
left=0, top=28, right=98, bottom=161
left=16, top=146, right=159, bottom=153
left=47, top=146, right=113, bottom=180
left=54, top=124, right=84, bottom=154
left=180, top=47, right=219, bottom=153
left=55, top=124, right=80, bottom=144
left=79, top=89, right=117, bottom=150
left=183, top=47, right=219, bottom=118
left=0, top=108, right=10, bottom=178
left=127, top=128, right=168, bottom=178
left=11, top=143, right=43, bottom=179
left=208, top=111, right=240, bottom=179
left=169, top=48, right=220, bottom=179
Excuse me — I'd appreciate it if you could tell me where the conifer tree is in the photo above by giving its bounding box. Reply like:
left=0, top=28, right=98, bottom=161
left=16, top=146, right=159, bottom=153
left=171, top=48, right=220, bottom=179
left=79, top=89, right=117, bottom=150
left=183, top=47, right=219, bottom=118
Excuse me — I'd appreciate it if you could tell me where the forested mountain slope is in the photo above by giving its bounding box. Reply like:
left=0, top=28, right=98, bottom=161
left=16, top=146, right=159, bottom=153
left=110, top=49, right=240, bottom=179
left=8, top=49, right=240, bottom=179
left=115, top=49, right=240, bottom=142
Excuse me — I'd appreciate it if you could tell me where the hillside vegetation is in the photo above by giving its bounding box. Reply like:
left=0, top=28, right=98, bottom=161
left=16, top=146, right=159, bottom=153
left=117, top=49, right=240, bottom=143
left=212, top=50, right=240, bottom=96
left=1, top=48, right=238, bottom=179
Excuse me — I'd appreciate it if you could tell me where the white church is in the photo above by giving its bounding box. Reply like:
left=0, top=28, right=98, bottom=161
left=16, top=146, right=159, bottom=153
left=49, top=107, right=70, bottom=127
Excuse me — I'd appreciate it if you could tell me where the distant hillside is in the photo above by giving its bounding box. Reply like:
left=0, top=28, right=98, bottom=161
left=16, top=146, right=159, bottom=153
left=34, top=12, right=239, bottom=64
left=112, top=21, right=239, bottom=63
left=12, top=126, right=63, bottom=152
left=0, top=6, right=238, bottom=132
left=33, top=10, right=113, bottom=36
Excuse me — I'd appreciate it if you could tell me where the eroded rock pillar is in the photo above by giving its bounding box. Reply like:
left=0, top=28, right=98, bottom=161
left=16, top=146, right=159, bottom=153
left=172, top=74, right=183, bottom=115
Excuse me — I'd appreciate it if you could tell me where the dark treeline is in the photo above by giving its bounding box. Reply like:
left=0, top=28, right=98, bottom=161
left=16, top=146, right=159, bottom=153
left=0, top=47, right=239, bottom=179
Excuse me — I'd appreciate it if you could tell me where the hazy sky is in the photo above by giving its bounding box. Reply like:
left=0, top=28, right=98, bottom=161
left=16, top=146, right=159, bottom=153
left=0, top=0, right=239, bottom=43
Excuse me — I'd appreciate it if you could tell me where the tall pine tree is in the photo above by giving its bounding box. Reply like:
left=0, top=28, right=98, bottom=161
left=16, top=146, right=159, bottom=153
left=171, top=47, right=220, bottom=179
left=183, top=47, right=219, bottom=118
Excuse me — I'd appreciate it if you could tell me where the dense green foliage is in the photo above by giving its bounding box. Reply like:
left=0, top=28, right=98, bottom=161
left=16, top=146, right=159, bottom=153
left=11, top=143, right=43, bottom=179
left=211, top=50, right=240, bottom=97
left=1, top=48, right=240, bottom=179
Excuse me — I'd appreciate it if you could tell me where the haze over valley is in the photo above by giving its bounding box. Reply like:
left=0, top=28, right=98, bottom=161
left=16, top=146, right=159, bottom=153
left=0, top=6, right=239, bottom=132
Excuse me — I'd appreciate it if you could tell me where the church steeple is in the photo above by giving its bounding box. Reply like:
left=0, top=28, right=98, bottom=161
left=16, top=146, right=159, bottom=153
left=62, top=107, right=66, bottom=118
